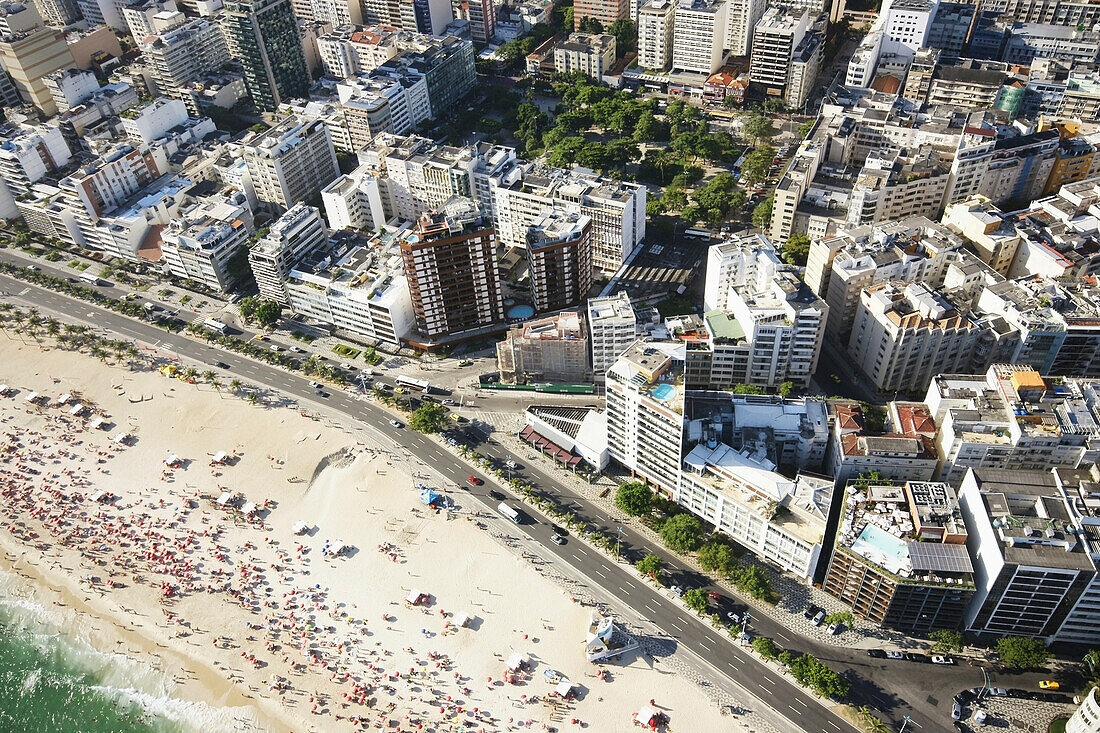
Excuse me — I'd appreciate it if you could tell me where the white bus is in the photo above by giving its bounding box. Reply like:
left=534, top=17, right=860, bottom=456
left=497, top=502, right=521, bottom=524
left=80, top=271, right=101, bottom=285
left=203, top=318, right=229, bottom=335
left=395, top=374, right=430, bottom=392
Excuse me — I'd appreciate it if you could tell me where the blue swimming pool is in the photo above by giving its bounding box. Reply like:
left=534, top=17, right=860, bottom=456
left=651, top=383, right=677, bottom=401
left=851, top=523, right=909, bottom=573
left=506, top=304, right=534, bottom=319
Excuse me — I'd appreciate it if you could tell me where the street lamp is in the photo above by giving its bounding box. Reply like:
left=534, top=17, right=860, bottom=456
left=898, top=715, right=913, bottom=732
left=616, top=526, right=623, bottom=558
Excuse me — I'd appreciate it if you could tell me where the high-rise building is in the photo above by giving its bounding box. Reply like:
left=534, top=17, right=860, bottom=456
left=141, top=18, right=230, bottom=97
left=637, top=0, right=675, bottom=71
left=55, top=144, right=161, bottom=249
left=241, top=116, right=340, bottom=212
left=725, top=0, right=764, bottom=56
left=573, top=0, right=629, bottom=30
left=222, top=0, right=309, bottom=111
left=553, top=33, right=616, bottom=83
left=465, top=0, right=494, bottom=45
left=400, top=0, right=452, bottom=34
left=42, top=67, right=99, bottom=113
left=497, top=312, right=591, bottom=385
left=0, top=3, right=75, bottom=116
left=399, top=197, right=504, bottom=341
left=749, top=7, right=818, bottom=107
left=122, top=0, right=179, bottom=38
left=160, top=186, right=255, bottom=293
left=1067, top=688, right=1100, bottom=733
left=526, top=208, right=592, bottom=313
left=34, top=0, right=83, bottom=26
left=248, top=203, right=329, bottom=303
left=587, top=291, right=637, bottom=375
left=671, top=0, right=727, bottom=74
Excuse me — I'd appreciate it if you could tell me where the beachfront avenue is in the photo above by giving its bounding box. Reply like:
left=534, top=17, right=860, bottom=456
left=0, top=268, right=969, bottom=733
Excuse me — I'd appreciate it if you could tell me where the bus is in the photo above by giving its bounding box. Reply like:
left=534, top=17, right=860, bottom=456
left=203, top=318, right=229, bottom=335
left=497, top=502, right=521, bottom=524
left=395, top=374, right=430, bottom=392
left=80, top=271, right=101, bottom=285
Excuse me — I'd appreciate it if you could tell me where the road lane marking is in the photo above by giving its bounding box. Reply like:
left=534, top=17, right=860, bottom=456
left=792, top=699, right=807, bottom=709
left=699, top=642, right=711, bottom=651
left=622, top=580, right=636, bottom=589
left=644, top=603, right=657, bottom=613
left=593, top=568, right=607, bottom=578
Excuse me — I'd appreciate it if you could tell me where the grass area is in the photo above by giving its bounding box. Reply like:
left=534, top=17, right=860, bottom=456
left=655, top=294, right=695, bottom=318
left=179, top=295, right=191, bottom=305
left=333, top=343, right=361, bottom=359
left=1049, top=717, right=1068, bottom=733
left=290, top=331, right=317, bottom=343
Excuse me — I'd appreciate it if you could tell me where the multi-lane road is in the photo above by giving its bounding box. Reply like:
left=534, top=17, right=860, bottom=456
left=2, top=265, right=1002, bottom=732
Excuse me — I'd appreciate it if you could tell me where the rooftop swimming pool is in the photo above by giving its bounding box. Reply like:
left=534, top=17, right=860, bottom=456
left=651, top=383, right=677, bottom=401
left=850, top=523, right=910, bottom=575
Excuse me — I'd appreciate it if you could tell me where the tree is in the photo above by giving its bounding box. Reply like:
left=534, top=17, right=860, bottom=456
left=782, top=233, right=811, bottom=267
left=683, top=588, right=709, bottom=614
left=853, top=470, right=885, bottom=488
left=633, top=111, right=665, bottom=143
left=930, top=629, right=965, bottom=654
left=577, top=16, right=603, bottom=33
left=823, top=611, right=854, bottom=629
left=789, top=654, right=850, bottom=699
left=697, top=540, right=736, bottom=575
left=615, top=481, right=654, bottom=516
left=798, top=120, right=815, bottom=139
left=409, top=402, right=448, bottom=433
left=741, top=112, right=776, bottom=146
left=751, top=196, right=773, bottom=229
left=777, top=650, right=794, bottom=667
left=635, top=553, right=662, bottom=580
left=778, top=381, right=796, bottom=398
left=238, top=296, right=258, bottom=322
left=751, top=636, right=779, bottom=660
left=253, top=299, right=283, bottom=329
left=740, top=145, right=776, bottom=185
left=730, top=564, right=774, bottom=601
left=660, top=513, right=704, bottom=554
left=607, top=18, right=636, bottom=56
left=731, top=383, right=766, bottom=395
left=996, top=636, right=1050, bottom=670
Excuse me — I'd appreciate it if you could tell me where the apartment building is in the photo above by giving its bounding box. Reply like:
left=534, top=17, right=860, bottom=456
left=241, top=116, right=340, bottom=213
left=285, top=228, right=415, bottom=345
left=573, top=0, right=629, bottom=30
left=0, top=3, right=75, bottom=117
left=0, top=119, right=72, bottom=201
left=399, top=197, right=504, bottom=343
left=637, top=0, right=675, bottom=72
left=828, top=401, right=940, bottom=484
left=140, top=18, right=229, bottom=98
left=553, top=33, right=616, bottom=83
left=526, top=208, right=592, bottom=314
left=725, top=0, right=765, bottom=56
left=248, top=203, right=329, bottom=304
left=588, top=291, right=637, bottom=375
left=749, top=7, right=819, bottom=109
left=221, top=0, right=308, bottom=111
left=824, top=481, right=975, bottom=632
left=959, top=467, right=1100, bottom=643
left=606, top=340, right=685, bottom=497
left=671, top=0, right=727, bottom=75
left=316, top=25, right=400, bottom=78
left=160, top=186, right=255, bottom=293
left=42, top=67, right=98, bottom=114
left=924, top=365, right=1100, bottom=485
left=497, top=312, right=590, bottom=385
left=493, top=162, right=645, bottom=273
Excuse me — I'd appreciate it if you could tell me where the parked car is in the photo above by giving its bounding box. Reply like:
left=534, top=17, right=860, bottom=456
left=1038, top=680, right=1060, bottom=690
left=388, top=419, right=402, bottom=428
left=973, top=710, right=987, bottom=724
left=826, top=623, right=839, bottom=635
left=932, top=655, right=956, bottom=665
left=885, top=651, right=905, bottom=660
left=988, top=688, right=1007, bottom=697
left=811, top=610, right=826, bottom=626
left=951, top=703, right=962, bottom=720
left=905, top=653, right=930, bottom=663
left=670, top=586, right=684, bottom=597
left=867, top=649, right=887, bottom=659
left=727, top=612, right=741, bottom=625
left=803, top=605, right=822, bottom=620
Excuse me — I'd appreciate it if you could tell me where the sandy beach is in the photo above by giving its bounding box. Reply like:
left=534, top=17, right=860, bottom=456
left=0, top=334, right=749, bottom=733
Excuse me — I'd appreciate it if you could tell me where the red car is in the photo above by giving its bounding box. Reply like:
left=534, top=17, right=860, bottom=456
left=467, top=476, right=483, bottom=486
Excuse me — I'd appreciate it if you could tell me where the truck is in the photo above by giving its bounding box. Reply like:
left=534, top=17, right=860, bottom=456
left=203, top=318, right=229, bottom=335
left=497, top=502, right=521, bottom=524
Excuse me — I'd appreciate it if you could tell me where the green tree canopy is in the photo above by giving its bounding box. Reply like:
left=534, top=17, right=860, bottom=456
left=782, top=233, right=812, bottom=267
left=751, top=195, right=773, bottom=229
left=731, top=383, right=766, bottom=394
left=238, top=296, right=258, bottom=322
left=607, top=18, right=636, bottom=56
left=730, top=564, right=774, bottom=601
left=789, top=655, right=850, bottom=699
left=683, top=588, right=709, bottom=614
left=751, top=636, right=780, bottom=660
left=697, top=540, right=737, bottom=575
left=253, top=299, right=283, bottom=329
left=930, top=629, right=965, bottom=654
left=741, top=112, right=776, bottom=146
left=635, top=553, right=662, bottom=579
left=740, top=145, right=776, bottom=185
left=996, top=636, right=1051, bottom=670
left=660, top=513, right=705, bottom=554
left=778, top=381, right=796, bottom=398
left=615, top=481, right=654, bottom=517
left=408, top=402, right=449, bottom=433
left=823, top=611, right=854, bottom=629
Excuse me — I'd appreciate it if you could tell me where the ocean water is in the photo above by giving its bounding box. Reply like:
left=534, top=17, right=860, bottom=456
left=0, top=572, right=252, bottom=733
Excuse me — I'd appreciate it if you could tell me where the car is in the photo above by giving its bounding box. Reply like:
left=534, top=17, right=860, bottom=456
left=951, top=703, right=962, bottom=720
left=707, top=591, right=722, bottom=602
left=309, top=381, right=321, bottom=388
left=270, top=345, right=280, bottom=352
left=388, top=419, right=402, bottom=428
left=505, top=460, right=517, bottom=469
left=727, top=611, right=741, bottom=625
left=811, top=610, right=826, bottom=626
left=885, top=651, right=905, bottom=659
left=905, top=653, right=930, bottom=663
left=954, top=690, right=976, bottom=705
left=988, top=688, right=1007, bottom=697
left=550, top=534, right=566, bottom=545
left=489, top=490, right=505, bottom=500
left=340, top=362, right=353, bottom=370
left=1006, top=689, right=1028, bottom=699
left=291, top=346, right=305, bottom=353
left=932, top=655, right=956, bottom=665
left=254, top=334, right=267, bottom=341
left=740, top=631, right=753, bottom=644
left=467, top=476, right=483, bottom=486
left=803, top=605, right=822, bottom=620
left=1038, top=680, right=1060, bottom=690
left=25, top=265, right=39, bottom=271
left=442, top=399, right=457, bottom=406
left=215, top=362, right=229, bottom=370
left=973, top=710, right=987, bottom=725
left=669, top=585, right=684, bottom=597
left=826, top=623, right=839, bottom=635
left=867, top=649, right=887, bottom=659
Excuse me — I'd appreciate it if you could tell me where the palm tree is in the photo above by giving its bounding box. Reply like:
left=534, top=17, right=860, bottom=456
left=230, top=379, right=242, bottom=393
left=45, top=317, right=60, bottom=337
left=182, top=367, right=199, bottom=381
left=246, top=392, right=260, bottom=405
left=201, top=370, right=216, bottom=383
left=89, top=344, right=107, bottom=360
left=209, top=378, right=222, bottom=393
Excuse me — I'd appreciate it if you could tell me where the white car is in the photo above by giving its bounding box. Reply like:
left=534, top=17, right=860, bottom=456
left=308, top=381, right=321, bottom=388
left=885, top=651, right=905, bottom=660
left=389, top=419, right=402, bottom=428
left=442, top=399, right=457, bottom=406
left=951, top=703, right=962, bottom=720
left=826, top=623, right=839, bottom=635
left=931, top=655, right=955, bottom=665
left=670, top=585, right=684, bottom=597
left=973, top=710, right=987, bottom=724
left=270, top=345, right=280, bottom=352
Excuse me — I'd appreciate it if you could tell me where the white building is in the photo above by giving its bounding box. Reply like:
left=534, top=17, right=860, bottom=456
left=0, top=119, right=72, bottom=218
left=140, top=17, right=230, bottom=98
left=285, top=228, right=415, bottom=345
left=42, top=68, right=99, bottom=113
left=588, top=291, right=638, bottom=375
left=120, top=97, right=189, bottom=144
left=321, top=167, right=388, bottom=232
left=553, top=33, right=616, bottom=83
left=724, top=0, right=764, bottom=55
left=637, top=0, right=675, bottom=71
left=160, top=186, right=255, bottom=292
left=240, top=116, right=340, bottom=213
left=1067, top=687, right=1100, bottom=733
left=703, top=232, right=780, bottom=313
left=750, top=7, right=811, bottom=103
left=606, top=340, right=685, bottom=497
left=248, top=203, right=329, bottom=303
left=671, top=0, right=727, bottom=74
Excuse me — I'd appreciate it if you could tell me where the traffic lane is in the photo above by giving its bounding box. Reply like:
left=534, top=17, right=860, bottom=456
left=4, top=279, right=859, bottom=733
